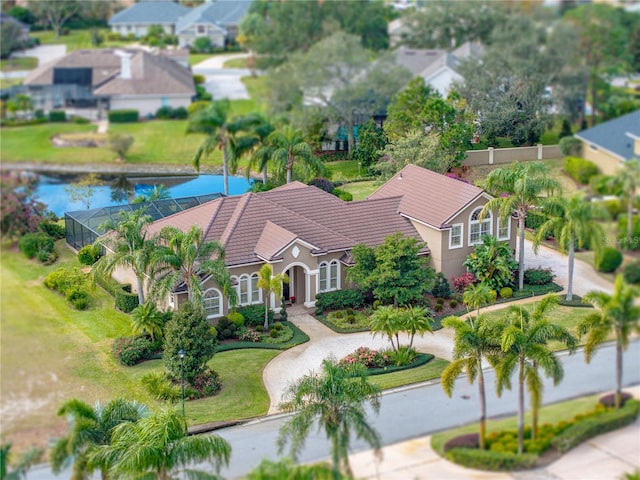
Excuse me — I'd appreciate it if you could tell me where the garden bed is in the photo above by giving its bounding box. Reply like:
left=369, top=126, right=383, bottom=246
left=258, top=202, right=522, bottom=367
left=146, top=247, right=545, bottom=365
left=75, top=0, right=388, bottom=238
left=215, top=321, right=309, bottom=352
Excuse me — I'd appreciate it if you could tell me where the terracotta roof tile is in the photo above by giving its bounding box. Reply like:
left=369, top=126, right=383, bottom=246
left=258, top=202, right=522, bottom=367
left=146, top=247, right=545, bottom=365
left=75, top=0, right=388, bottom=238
left=254, top=221, right=298, bottom=261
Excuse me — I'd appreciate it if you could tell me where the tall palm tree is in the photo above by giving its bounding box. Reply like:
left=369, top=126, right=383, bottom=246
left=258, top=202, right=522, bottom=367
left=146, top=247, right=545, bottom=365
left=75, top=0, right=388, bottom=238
left=278, top=359, right=382, bottom=480
left=268, top=126, right=325, bottom=183
left=151, top=225, right=233, bottom=306
left=256, top=264, right=288, bottom=330
left=90, top=408, right=231, bottom=480
left=480, top=161, right=561, bottom=290
left=369, top=305, right=403, bottom=352
left=1, top=443, right=42, bottom=480
left=50, top=398, right=149, bottom=480
left=495, top=295, right=577, bottom=453
left=609, top=158, right=640, bottom=247
left=401, top=305, right=433, bottom=349
left=462, top=282, right=492, bottom=317
left=130, top=301, right=164, bottom=341
left=534, top=193, right=606, bottom=301
left=93, top=209, right=156, bottom=305
left=245, top=114, right=276, bottom=184
left=441, top=314, right=502, bottom=450
left=579, top=275, right=640, bottom=408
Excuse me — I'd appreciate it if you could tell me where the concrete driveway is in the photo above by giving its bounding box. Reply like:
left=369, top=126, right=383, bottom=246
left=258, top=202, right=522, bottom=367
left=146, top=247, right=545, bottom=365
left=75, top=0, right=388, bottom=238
left=13, top=44, right=67, bottom=67
left=192, top=53, right=252, bottom=100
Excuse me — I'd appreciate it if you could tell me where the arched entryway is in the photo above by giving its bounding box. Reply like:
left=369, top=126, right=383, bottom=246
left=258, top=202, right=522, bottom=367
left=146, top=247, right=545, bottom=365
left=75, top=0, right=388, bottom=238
left=281, top=262, right=313, bottom=307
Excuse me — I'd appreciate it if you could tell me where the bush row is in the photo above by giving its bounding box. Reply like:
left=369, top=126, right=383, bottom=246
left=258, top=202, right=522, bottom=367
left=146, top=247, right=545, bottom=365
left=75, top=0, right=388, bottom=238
left=94, top=272, right=139, bottom=313
left=155, top=106, right=188, bottom=120
left=18, top=232, right=56, bottom=264
left=564, top=156, right=599, bottom=185
left=315, top=289, right=365, bottom=313
left=112, top=336, right=160, bottom=366
left=445, top=448, right=537, bottom=471
left=236, top=304, right=274, bottom=327
left=44, top=266, right=90, bottom=310
left=108, top=109, right=139, bottom=123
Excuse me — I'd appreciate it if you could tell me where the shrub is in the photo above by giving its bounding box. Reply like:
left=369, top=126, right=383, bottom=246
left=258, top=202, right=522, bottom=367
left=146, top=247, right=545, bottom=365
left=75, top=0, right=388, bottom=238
left=434, top=304, right=443, bottom=312
left=193, top=74, right=205, bottom=85
left=221, top=328, right=233, bottom=339
left=37, top=249, right=58, bottom=265
left=338, top=347, right=390, bottom=369
left=77, top=244, right=101, bottom=265
left=449, top=299, right=458, bottom=308
left=66, top=286, right=90, bottom=310
left=141, top=371, right=181, bottom=402
left=274, top=322, right=283, bottom=331
left=499, top=287, right=513, bottom=298
left=597, top=198, right=622, bottom=219
left=436, top=297, right=445, bottom=305
left=332, top=188, right=353, bottom=201
left=558, top=136, right=582, bottom=157
left=431, top=272, right=452, bottom=298
left=71, top=116, right=91, bottom=124
left=269, top=328, right=278, bottom=338
left=227, top=311, right=244, bottom=327
left=115, top=284, right=139, bottom=313
left=44, top=266, right=87, bottom=293
left=192, top=368, right=221, bottom=397
left=444, top=433, right=479, bottom=451
left=217, top=317, right=230, bottom=330
left=452, top=272, right=476, bottom=293
left=524, top=210, right=547, bottom=230
left=192, top=36, right=213, bottom=53
left=523, top=267, right=555, bottom=286
left=238, top=328, right=261, bottom=342
left=388, top=346, right=417, bottom=366
left=188, top=100, right=211, bottom=115
left=155, top=106, right=174, bottom=119
left=623, top=260, right=640, bottom=284
left=237, top=304, right=274, bottom=327
left=39, top=221, right=65, bottom=239
left=445, top=448, right=537, bottom=471
left=308, top=177, right=335, bottom=193
left=49, top=110, right=66, bottom=122
left=108, top=109, right=139, bottom=123
left=112, top=336, right=153, bottom=366
left=315, top=289, right=364, bottom=313
left=488, top=290, right=497, bottom=303
left=589, top=174, right=620, bottom=196
left=595, top=247, right=623, bottom=273
left=18, top=232, right=54, bottom=260
left=564, top=156, right=599, bottom=185
left=195, top=85, right=212, bottom=101
left=618, top=215, right=640, bottom=251
left=172, top=107, right=188, bottom=119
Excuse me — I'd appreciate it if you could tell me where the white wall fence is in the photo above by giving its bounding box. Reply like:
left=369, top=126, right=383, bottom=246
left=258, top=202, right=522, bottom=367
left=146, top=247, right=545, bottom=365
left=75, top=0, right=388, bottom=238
left=463, top=145, right=562, bottom=166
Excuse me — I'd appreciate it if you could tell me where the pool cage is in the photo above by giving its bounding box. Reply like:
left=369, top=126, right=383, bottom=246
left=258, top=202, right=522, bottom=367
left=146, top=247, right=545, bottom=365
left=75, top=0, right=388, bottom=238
left=65, top=193, right=223, bottom=250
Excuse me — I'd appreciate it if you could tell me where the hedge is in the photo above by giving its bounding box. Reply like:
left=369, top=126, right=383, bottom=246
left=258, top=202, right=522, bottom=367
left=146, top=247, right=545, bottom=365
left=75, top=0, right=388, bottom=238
left=94, top=272, right=140, bottom=313
left=564, top=156, right=599, bottom=185
left=623, top=260, right=640, bottom=284
left=18, top=232, right=54, bottom=260
left=618, top=215, right=640, bottom=251
left=551, top=400, right=640, bottom=454
left=49, top=110, right=66, bottom=122
left=595, top=247, right=623, bottom=273
left=367, top=353, right=434, bottom=376
left=108, top=109, right=139, bottom=123
left=315, top=289, right=364, bottom=313
left=236, top=304, right=274, bottom=327
left=445, top=448, right=537, bottom=471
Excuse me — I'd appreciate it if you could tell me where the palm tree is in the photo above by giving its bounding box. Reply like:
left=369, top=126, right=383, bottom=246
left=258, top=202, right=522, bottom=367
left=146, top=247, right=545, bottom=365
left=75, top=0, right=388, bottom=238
left=50, top=398, right=149, bottom=480
left=441, top=314, right=502, bottom=450
left=495, top=295, right=577, bottom=453
left=130, top=301, right=164, bottom=341
left=462, top=282, right=492, bottom=317
left=268, top=125, right=325, bottom=183
left=480, top=161, right=561, bottom=290
left=609, top=158, right=640, bottom=248
left=93, top=209, right=156, bottom=304
left=90, top=408, right=231, bottom=480
left=401, top=305, right=434, bottom=349
left=534, top=193, right=606, bottom=301
left=278, top=359, right=382, bottom=479
left=246, top=458, right=343, bottom=480
left=256, top=264, right=288, bottom=330
left=369, top=305, right=403, bottom=352
left=1, top=443, right=42, bottom=480
left=151, top=225, right=234, bottom=306
left=245, top=114, right=276, bottom=184
left=579, top=275, right=640, bottom=408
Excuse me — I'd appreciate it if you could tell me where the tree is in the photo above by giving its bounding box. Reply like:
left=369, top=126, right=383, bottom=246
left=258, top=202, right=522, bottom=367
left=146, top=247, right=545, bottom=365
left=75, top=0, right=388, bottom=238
left=256, top=264, right=288, bottom=330
left=534, top=193, right=606, bottom=301
left=130, top=302, right=164, bottom=342
left=246, top=458, right=343, bottom=480
left=376, top=129, right=442, bottom=177
left=163, top=300, right=217, bottom=385
left=151, top=225, right=232, bottom=305
left=382, top=78, right=438, bottom=142
left=401, top=305, right=434, bottom=350
left=1, top=443, right=42, bottom=480
left=349, top=233, right=434, bottom=307
left=369, top=305, right=403, bottom=352
left=0, top=22, right=26, bottom=59
left=50, top=398, right=148, bottom=480
left=609, top=159, right=640, bottom=248
left=90, top=408, right=231, bottom=480
left=93, top=208, right=156, bottom=304
left=441, top=314, right=501, bottom=450
left=480, top=161, right=561, bottom=291
left=462, top=282, right=492, bottom=317
left=28, top=0, right=80, bottom=39
left=495, top=295, right=577, bottom=453
left=278, top=359, right=382, bottom=479
left=245, top=114, right=276, bottom=184
left=0, top=172, right=45, bottom=241
left=5, top=94, right=34, bottom=119
left=351, top=119, right=386, bottom=171
left=579, top=275, right=640, bottom=409
left=268, top=125, right=324, bottom=184
left=108, top=133, right=134, bottom=162
left=464, top=236, right=518, bottom=291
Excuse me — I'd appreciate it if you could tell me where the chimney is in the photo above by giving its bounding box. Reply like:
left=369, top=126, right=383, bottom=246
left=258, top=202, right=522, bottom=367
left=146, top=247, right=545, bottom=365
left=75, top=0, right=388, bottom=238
left=115, top=50, right=132, bottom=79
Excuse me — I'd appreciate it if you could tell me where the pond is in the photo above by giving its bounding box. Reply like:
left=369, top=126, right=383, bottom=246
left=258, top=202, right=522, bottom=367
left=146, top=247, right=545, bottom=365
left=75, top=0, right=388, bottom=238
left=34, top=173, right=252, bottom=217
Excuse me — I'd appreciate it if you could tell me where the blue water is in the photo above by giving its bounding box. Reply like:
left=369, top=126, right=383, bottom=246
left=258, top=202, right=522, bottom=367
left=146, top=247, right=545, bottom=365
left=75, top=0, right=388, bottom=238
left=34, top=174, right=252, bottom=217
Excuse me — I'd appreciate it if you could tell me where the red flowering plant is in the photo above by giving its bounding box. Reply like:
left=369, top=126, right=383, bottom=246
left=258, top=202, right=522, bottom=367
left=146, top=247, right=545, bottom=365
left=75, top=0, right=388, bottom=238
left=338, top=347, right=391, bottom=369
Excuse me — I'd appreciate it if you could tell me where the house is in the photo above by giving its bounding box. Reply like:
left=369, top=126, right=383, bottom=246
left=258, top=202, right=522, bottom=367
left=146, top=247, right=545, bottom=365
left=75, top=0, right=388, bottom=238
left=574, top=110, right=640, bottom=175
left=110, top=165, right=516, bottom=319
left=20, top=48, right=195, bottom=118
left=108, top=0, right=252, bottom=48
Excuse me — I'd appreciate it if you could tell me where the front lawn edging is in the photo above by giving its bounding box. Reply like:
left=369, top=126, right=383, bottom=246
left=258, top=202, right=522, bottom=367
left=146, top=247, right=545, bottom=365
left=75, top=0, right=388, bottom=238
left=314, top=313, right=370, bottom=334
left=445, top=448, right=537, bottom=471
left=366, top=353, right=434, bottom=376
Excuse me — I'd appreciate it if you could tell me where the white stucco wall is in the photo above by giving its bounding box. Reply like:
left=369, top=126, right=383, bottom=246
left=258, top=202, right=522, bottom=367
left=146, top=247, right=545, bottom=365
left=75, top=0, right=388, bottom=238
left=109, top=94, right=192, bottom=117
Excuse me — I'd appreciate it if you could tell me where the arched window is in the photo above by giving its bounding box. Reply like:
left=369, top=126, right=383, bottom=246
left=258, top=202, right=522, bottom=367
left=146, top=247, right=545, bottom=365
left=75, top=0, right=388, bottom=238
left=250, top=273, right=261, bottom=303
left=238, top=275, right=249, bottom=305
left=203, top=289, right=221, bottom=318
left=469, top=207, right=492, bottom=245
left=235, top=273, right=261, bottom=306
left=319, top=260, right=340, bottom=292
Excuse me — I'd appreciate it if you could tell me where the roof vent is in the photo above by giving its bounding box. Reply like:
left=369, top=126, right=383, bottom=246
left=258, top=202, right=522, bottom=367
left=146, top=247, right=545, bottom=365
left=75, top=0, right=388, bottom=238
left=398, top=172, right=403, bottom=180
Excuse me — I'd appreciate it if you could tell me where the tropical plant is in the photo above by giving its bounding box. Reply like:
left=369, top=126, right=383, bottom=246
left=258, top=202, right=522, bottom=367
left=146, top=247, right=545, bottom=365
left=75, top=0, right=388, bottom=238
left=151, top=225, right=233, bottom=305
left=89, top=408, right=231, bottom=480
left=462, top=282, right=492, bottom=317
left=93, top=209, right=156, bottom=304
left=579, top=275, right=640, bottom=409
left=608, top=158, right=640, bottom=249
left=256, top=264, right=288, bottom=330
left=246, top=114, right=277, bottom=184
left=400, top=305, right=434, bottom=349
left=278, top=358, right=382, bottom=479
left=480, top=161, right=561, bottom=290
left=130, top=302, right=164, bottom=342
left=246, top=458, right=343, bottom=479
left=441, top=314, right=502, bottom=450
left=50, top=398, right=149, bottom=480
left=534, top=193, right=607, bottom=301
left=463, top=235, right=517, bottom=290
left=495, top=295, right=577, bottom=453
left=0, top=443, right=42, bottom=480
left=268, top=125, right=324, bottom=183
left=369, top=305, right=403, bottom=352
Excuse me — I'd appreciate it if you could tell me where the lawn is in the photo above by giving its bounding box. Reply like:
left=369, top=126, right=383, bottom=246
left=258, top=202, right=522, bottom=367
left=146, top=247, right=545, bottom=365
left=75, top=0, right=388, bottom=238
left=340, top=180, right=380, bottom=200
left=370, top=358, right=450, bottom=390
left=1, top=57, right=37, bottom=71
left=31, top=29, right=136, bottom=51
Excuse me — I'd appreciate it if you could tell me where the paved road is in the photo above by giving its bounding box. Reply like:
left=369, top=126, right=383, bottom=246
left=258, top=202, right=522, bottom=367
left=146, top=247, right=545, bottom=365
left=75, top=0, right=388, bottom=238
left=192, top=53, right=253, bottom=100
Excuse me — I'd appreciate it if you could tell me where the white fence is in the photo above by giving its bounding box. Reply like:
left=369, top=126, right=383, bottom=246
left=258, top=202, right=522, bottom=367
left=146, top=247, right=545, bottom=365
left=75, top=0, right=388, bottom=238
left=463, top=145, right=562, bottom=166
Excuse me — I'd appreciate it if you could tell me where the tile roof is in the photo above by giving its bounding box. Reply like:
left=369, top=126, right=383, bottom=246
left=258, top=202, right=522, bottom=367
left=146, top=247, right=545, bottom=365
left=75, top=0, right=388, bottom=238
left=109, top=0, right=190, bottom=25
left=176, top=0, right=251, bottom=32
left=255, top=221, right=299, bottom=261
left=368, top=164, right=484, bottom=228
left=574, top=110, right=640, bottom=162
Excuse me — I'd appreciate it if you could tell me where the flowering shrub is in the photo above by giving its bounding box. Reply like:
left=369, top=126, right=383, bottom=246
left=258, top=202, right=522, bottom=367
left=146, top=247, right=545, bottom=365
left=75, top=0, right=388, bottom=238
left=112, top=336, right=153, bottom=366
left=238, top=328, right=261, bottom=343
left=452, top=272, right=476, bottom=293
left=192, top=368, right=221, bottom=397
left=338, top=347, right=390, bottom=369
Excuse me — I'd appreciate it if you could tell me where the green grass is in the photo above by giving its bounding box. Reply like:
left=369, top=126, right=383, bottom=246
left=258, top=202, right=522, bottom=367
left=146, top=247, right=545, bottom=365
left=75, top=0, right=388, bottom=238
left=431, top=393, right=603, bottom=455
left=241, top=76, right=269, bottom=113
left=1, top=57, right=37, bottom=71
left=31, top=29, right=136, bottom=51
left=189, top=53, right=213, bottom=66
left=325, top=160, right=363, bottom=181
left=340, top=181, right=380, bottom=200
left=370, top=358, right=450, bottom=390
left=223, top=57, right=248, bottom=68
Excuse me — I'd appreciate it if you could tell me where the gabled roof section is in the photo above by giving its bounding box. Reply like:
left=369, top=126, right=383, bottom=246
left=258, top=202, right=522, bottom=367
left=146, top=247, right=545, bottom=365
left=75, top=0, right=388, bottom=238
left=146, top=198, right=223, bottom=236
left=574, top=110, right=640, bottom=162
left=176, top=0, right=251, bottom=32
left=393, top=46, right=448, bottom=77
left=254, top=221, right=299, bottom=261
left=368, top=164, right=484, bottom=229
left=109, top=0, right=190, bottom=25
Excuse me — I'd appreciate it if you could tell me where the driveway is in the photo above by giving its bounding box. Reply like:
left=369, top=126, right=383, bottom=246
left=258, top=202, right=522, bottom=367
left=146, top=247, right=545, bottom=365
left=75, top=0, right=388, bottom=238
left=13, top=44, right=67, bottom=67
left=192, top=53, right=252, bottom=100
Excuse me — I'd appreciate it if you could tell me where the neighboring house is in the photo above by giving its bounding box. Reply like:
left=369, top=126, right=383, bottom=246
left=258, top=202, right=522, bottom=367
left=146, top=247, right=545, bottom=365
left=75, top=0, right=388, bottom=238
left=109, top=0, right=251, bottom=48
left=0, top=12, right=30, bottom=42
left=20, top=48, right=195, bottom=118
left=110, top=165, right=515, bottom=319
left=574, top=110, right=640, bottom=175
